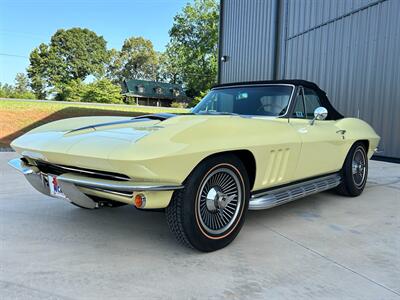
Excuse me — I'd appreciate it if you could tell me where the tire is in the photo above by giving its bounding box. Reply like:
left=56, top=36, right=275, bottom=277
left=335, top=142, right=368, bottom=197
left=166, top=154, right=250, bottom=252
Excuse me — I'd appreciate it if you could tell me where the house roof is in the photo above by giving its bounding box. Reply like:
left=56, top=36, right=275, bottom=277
left=122, top=79, right=187, bottom=101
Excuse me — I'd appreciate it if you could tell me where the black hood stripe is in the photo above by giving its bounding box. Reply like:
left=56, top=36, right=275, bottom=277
left=66, top=113, right=176, bottom=134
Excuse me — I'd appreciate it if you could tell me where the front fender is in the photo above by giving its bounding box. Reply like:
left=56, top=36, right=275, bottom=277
left=335, top=118, right=380, bottom=158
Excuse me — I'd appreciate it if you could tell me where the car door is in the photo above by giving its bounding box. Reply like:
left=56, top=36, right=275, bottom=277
left=289, top=87, right=345, bottom=181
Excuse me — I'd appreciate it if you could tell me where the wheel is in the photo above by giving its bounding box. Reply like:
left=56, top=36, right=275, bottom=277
left=335, top=142, right=368, bottom=196
left=166, top=154, right=250, bottom=252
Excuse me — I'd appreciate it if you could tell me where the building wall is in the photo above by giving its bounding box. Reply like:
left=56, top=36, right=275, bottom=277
left=219, top=0, right=278, bottom=83
left=219, top=0, right=400, bottom=159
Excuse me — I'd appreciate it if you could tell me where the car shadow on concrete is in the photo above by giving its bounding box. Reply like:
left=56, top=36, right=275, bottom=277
left=54, top=203, right=189, bottom=251
left=245, top=190, right=340, bottom=223
left=38, top=189, right=344, bottom=253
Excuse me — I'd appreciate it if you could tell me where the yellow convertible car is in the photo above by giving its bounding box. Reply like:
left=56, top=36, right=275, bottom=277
left=9, top=80, right=380, bottom=251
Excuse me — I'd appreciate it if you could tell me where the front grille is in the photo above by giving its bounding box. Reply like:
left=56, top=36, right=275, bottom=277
left=31, top=160, right=130, bottom=181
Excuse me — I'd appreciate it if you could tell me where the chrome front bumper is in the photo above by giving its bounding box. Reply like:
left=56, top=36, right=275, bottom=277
left=8, top=158, right=184, bottom=209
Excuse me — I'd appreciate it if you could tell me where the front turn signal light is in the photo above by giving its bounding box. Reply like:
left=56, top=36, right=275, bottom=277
left=134, top=193, right=146, bottom=208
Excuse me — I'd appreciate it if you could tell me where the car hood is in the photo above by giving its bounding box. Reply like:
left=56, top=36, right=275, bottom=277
left=11, top=115, right=164, bottom=160
left=10, top=113, right=290, bottom=169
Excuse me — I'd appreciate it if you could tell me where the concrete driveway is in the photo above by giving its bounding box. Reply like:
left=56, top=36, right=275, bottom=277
left=1, top=152, right=399, bottom=299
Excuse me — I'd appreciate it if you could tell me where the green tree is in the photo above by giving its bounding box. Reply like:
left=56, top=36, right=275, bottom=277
left=54, top=78, right=122, bottom=104
left=166, top=0, right=219, bottom=97
left=54, top=79, right=86, bottom=102
left=0, top=83, right=14, bottom=98
left=157, top=49, right=182, bottom=84
left=27, top=43, right=51, bottom=99
left=0, top=74, right=36, bottom=100
left=28, top=28, right=109, bottom=98
left=105, top=48, right=123, bottom=84
left=82, top=79, right=123, bottom=104
left=108, top=37, right=158, bottom=83
left=12, top=73, right=36, bottom=99
left=50, top=28, right=108, bottom=80
left=14, top=73, right=30, bottom=94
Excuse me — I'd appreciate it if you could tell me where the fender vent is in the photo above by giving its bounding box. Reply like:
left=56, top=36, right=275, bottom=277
left=263, top=148, right=290, bottom=184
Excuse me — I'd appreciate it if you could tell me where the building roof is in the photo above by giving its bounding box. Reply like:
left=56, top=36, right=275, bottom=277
left=122, top=79, right=187, bottom=101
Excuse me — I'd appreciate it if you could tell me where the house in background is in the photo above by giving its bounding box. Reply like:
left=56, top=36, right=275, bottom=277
left=122, top=79, right=187, bottom=107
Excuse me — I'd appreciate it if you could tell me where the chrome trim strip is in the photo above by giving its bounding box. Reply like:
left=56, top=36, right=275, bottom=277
left=77, top=186, right=133, bottom=206
left=10, top=158, right=182, bottom=193
left=57, top=173, right=184, bottom=192
left=249, top=173, right=341, bottom=210
left=8, top=158, right=37, bottom=175
left=374, top=147, right=384, bottom=154
left=8, top=158, right=51, bottom=197
left=280, top=84, right=296, bottom=118
left=57, top=180, right=98, bottom=209
left=36, top=162, right=130, bottom=181
left=87, top=187, right=133, bottom=197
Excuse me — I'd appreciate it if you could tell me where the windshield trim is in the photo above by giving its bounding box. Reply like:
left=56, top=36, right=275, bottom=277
left=198, top=83, right=296, bottom=118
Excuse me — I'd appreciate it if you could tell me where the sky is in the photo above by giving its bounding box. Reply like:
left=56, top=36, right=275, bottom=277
left=0, top=0, right=190, bottom=85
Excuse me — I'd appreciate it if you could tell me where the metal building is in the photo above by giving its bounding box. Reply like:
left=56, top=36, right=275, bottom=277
left=218, top=0, right=400, bottom=161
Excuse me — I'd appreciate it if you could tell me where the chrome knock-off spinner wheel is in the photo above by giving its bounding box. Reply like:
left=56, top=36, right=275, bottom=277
left=352, top=147, right=366, bottom=187
left=197, top=167, right=242, bottom=235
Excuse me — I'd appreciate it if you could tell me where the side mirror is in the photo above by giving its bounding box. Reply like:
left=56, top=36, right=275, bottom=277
left=310, top=107, right=328, bottom=125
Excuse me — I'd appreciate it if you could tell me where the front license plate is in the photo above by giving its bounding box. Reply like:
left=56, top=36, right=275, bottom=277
left=48, top=174, right=66, bottom=198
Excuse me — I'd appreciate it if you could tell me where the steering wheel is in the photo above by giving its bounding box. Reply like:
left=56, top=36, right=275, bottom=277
left=257, top=103, right=283, bottom=115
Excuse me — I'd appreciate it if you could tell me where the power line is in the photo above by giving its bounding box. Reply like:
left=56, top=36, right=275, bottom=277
left=0, top=53, right=29, bottom=59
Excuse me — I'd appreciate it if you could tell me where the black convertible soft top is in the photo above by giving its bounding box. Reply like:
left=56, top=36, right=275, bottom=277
left=213, top=79, right=344, bottom=120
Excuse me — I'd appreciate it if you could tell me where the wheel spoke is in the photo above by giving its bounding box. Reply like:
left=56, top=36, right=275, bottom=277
left=223, top=184, right=237, bottom=194
left=222, top=211, right=231, bottom=224
left=352, top=148, right=366, bottom=187
left=212, top=214, right=218, bottom=229
left=219, top=174, right=231, bottom=190
left=206, top=212, right=212, bottom=229
left=216, top=213, right=224, bottom=228
left=197, top=167, right=242, bottom=235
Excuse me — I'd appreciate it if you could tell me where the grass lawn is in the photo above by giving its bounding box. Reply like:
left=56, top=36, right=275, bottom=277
left=0, top=99, right=187, bottom=148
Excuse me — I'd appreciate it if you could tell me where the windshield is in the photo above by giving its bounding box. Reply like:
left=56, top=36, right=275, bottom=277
left=192, top=85, right=293, bottom=116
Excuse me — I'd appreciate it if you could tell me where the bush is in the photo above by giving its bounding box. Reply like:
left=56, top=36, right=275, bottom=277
left=55, top=78, right=123, bottom=104
left=10, top=91, right=37, bottom=99
left=82, top=79, right=123, bottom=104
left=170, top=101, right=188, bottom=108
left=55, top=79, right=85, bottom=102
left=189, top=90, right=208, bottom=107
left=0, top=82, right=36, bottom=99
